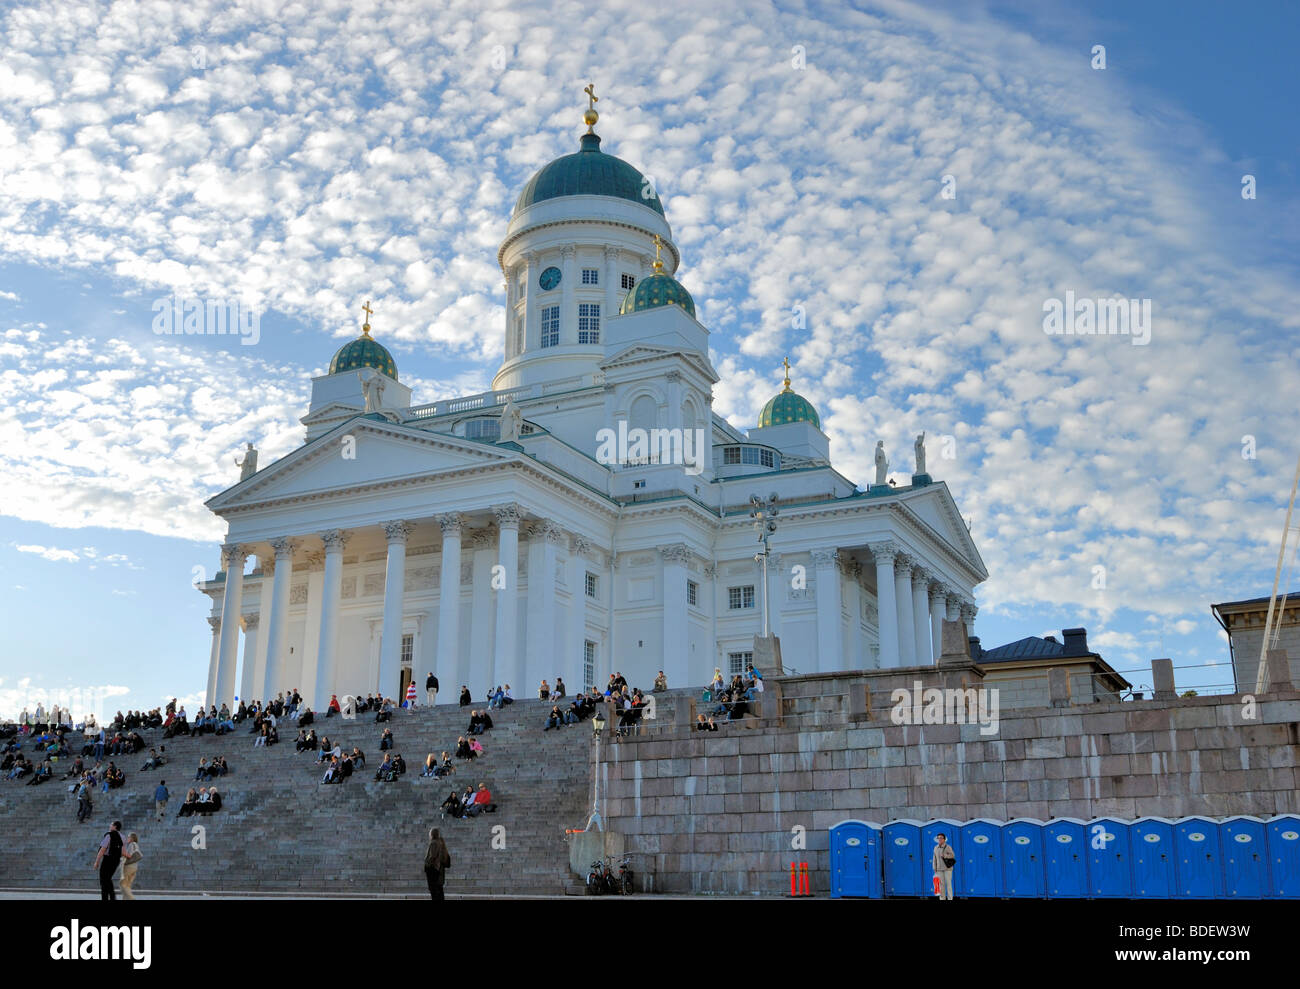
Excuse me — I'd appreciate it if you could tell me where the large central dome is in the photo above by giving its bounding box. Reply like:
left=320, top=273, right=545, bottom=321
left=513, top=132, right=664, bottom=217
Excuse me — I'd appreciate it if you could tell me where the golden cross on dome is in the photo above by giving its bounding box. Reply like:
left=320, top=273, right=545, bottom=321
left=584, top=83, right=598, bottom=111
left=361, top=299, right=373, bottom=335
left=652, top=234, right=664, bottom=272
left=583, top=82, right=600, bottom=132
left=782, top=357, right=792, bottom=392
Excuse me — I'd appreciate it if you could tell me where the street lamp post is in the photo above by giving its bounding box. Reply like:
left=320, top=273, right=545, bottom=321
left=750, top=493, right=780, bottom=638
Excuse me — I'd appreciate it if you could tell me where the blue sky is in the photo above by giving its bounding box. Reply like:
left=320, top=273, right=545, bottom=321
left=1, top=0, right=1298, bottom=717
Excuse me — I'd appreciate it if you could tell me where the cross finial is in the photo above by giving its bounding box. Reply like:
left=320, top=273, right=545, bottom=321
left=652, top=234, right=664, bottom=272
left=584, top=83, right=598, bottom=111
left=361, top=299, right=373, bottom=335
left=782, top=357, right=792, bottom=392
left=583, top=83, right=600, bottom=132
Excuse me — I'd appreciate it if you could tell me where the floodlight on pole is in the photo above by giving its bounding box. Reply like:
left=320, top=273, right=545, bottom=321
left=750, top=493, right=780, bottom=638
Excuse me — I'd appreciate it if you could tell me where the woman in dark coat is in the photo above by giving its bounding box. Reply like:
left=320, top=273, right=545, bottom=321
left=424, top=827, right=451, bottom=900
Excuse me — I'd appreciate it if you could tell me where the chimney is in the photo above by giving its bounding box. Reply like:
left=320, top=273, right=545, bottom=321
left=1061, top=628, right=1088, bottom=657
left=967, top=635, right=982, bottom=661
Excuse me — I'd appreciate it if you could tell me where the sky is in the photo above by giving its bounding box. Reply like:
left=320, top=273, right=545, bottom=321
left=1, top=0, right=1298, bottom=717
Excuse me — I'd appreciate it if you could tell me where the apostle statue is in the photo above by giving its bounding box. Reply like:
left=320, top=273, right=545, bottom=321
left=236, top=442, right=258, bottom=481
left=874, top=440, right=888, bottom=487
left=499, top=395, right=523, bottom=443
left=914, top=431, right=926, bottom=475
left=358, top=370, right=386, bottom=413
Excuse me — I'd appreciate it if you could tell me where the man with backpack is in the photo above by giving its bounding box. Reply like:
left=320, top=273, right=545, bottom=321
left=932, top=832, right=956, bottom=900
left=93, top=820, right=124, bottom=900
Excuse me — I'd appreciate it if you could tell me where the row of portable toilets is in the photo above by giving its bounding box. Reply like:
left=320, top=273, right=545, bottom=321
left=829, top=815, right=1299, bottom=899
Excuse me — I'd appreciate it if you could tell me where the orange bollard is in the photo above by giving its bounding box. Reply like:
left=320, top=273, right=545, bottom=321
left=800, top=862, right=810, bottom=896
left=789, top=861, right=798, bottom=896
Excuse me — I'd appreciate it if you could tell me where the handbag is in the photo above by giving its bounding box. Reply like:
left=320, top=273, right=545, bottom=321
left=125, top=850, right=142, bottom=865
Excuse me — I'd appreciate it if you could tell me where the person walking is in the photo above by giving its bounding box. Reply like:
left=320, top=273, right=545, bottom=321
left=93, top=820, right=124, bottom=900
left=118, top=832, right=142, bottom=900
left=154, top=780, right=169, bottom=821
left=425, top=672, right=439, bottom=707
left=932, top=832, right=956, bottom=900
left=423, top=826, right=451, bottom=900
left=406, top=680, right=418, bottom=711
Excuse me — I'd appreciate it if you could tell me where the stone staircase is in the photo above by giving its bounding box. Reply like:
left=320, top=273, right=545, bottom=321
left=0, top=700, right=595, bottom=897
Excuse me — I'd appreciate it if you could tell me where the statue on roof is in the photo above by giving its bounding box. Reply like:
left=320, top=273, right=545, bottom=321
left=914, top=431, right=926, bottom=475
left=874, top=440, right=888, bottom=487
left=499, top=395, right=523, bottom=443
left=359, top=370, right=386, bottom=413
left=236, top=442, right=258, bottom=481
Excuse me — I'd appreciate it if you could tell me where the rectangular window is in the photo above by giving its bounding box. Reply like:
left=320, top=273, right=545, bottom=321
left=621, top=273, right=635, bottom=291
left=728, top=585, right=755, bottom=610
left=761, top=449, right=774, bottom=468
left=723, top=447, right=741, bottom=465
left=727, top=651, right=753, bottom=676
left=541, top=305, right=560, bottom=347
left=578, top=303, right=600, bottom=344
left=584, top=640, right=597, bottom=692
left=633, top=479, right=646, bottom=489
left=742, top=447, right=761, bottom=465
left=585, top=572, right=598, bottom=598
left=687, top=580, right=698, bottom=607
left=400, top=633, right=414, bottom=667
left=512, top=316, right=523, bottom=357
left=582, top=268, right=599, bottom=285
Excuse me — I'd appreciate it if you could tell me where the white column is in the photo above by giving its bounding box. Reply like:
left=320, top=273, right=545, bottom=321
left=251, top=559, right=274, bottom=700
left=843, top=559, right=862, bottom=668
left=766, top=552, right=783, bottom=639
left=238, top=613, right=261, bottom=704
left=493, top=505, right=522, bottom=694
left=894, top=553, right=916, bottom=667
left=660, top=544, right=691, bottom=689
left=522, top=252, right=538, bottom=351
left=560, top=246, right=576, bottom=344
left=378, top=520, right=412, bottom=701
left=214, top=544, right=247, bottom=709
left=812, top=548, right=842, bottom=674
left=666, top=370, right=683, bottom=433
left=299, top=563, right=324, bottom=707
left=946, top=593, right=962, bottom=624
left=869, top=542, right=900, bottom=668
left=470, top=529, right=496, bottom=694
left=568, top=537, right=590, bottom=691
left=313, top=529, right=348, bottom=711
left=525, top=521, right=562, bottom=694
left=961, top=602, right=979, bottom=643
left=604, top=246, right=621, bottom=316
left=929, top=583, right=947, bottom=664
left=261, top=537, right=294, bottom=700
left=205, top=616, right=221, bottom=709
left=912, top=567, right=933, bottom=665
left=435, top=514, right=463, bottom=704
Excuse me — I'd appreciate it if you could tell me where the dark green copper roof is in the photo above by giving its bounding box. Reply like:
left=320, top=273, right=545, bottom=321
left=619, top=271, right=696, bottom=318
left=513, top=132, right=664, bottom=216
left=329, top=333, right=398, bottom=380
left=758, top=390, right=820, bottom=429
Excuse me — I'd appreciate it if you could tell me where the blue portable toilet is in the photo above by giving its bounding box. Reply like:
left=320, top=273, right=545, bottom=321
left=959, top=819, right=1002, bottom=897
left=883, top=820, right=924, bottom=897
left=1173, top=817, right=1223, bottom=899
left=1087, top=817, right=1132, bottom=898
left=1044, top=818, right=1088, bottom=898
left=1131, top=817, right=1176, bottom=898
left=1266, top=814, right=1300, bottom=898
left=1002, top=818, right=1046, bottom=898
left=922, top=819, right=963, bottom=896
left=830, top=820, right=883, bottom=899
left=1221, top=816, right=1268, bottom=899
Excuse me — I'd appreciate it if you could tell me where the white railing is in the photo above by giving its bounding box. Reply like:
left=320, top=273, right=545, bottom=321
left=401, top=375, right=596, bottom=421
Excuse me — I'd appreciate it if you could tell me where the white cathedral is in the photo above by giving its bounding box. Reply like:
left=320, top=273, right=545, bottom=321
left=199, top=95, right=988, bottom=712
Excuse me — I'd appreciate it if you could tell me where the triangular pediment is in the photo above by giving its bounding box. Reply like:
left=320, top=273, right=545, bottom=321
left=206, top=419, right=514, bottom=512
left=300, top=401, right=363, bottom=424
left=900, top=482, right=988, bottom=579
left=602, top=345, right=718, bottom=383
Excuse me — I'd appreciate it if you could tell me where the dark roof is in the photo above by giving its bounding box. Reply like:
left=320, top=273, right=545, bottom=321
left=514, top=132, right=664, bottom=216
left=1211, top=592, right=1300, bottom=612
left=974, top=627, right=1093, bottom=663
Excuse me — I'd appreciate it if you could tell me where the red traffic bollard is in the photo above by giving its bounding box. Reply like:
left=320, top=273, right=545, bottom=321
left=799, top=862, right=811, bottom=896
left=789, top=861, right=798, bottom=896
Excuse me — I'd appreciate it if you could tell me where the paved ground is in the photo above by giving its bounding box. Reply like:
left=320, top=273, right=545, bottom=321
left=0, top=886, right=782, bottom=900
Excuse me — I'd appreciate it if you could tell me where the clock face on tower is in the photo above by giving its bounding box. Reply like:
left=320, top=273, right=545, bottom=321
left=538, top=266, right=562, bottom=291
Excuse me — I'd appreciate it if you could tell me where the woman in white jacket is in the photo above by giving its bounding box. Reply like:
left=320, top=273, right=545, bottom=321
left=119, top=833, right=141, bottom=900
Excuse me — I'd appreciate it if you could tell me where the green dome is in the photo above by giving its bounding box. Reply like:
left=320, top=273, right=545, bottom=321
left=513, top=132, right=664, bottom=216
left=758, top=389, right=820, bottom=429
left=619, top=271, right=696, bottom=318
left=329, top=331, right=398, bottom=380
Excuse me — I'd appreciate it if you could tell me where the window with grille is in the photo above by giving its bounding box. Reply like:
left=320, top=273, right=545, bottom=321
left=578, top=303, right=600, bottom=344
left=621, top=273, right=635, bottom=290
left=727, top=651, right=753, bottom=676
left=687, top=580, right=698, bottom=607
left=584, top=640, right=597, bottom=690
left=585, top=572, right=598, bottom=598
left=465, top=418, right=501, bottom=440
left=728, top=585, right=755, bottom=610
left=724, top=447, right=741, bottom=465
left=582, top=268, right=598, bottom=285
left=541, top=306, right=560, bottom=347
left=633, top=479, right=646, bottom=489
left=401, top=634, right=414, bottom=667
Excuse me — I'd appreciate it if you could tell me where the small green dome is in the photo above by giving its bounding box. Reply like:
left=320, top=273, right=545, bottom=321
left=329, top=331, right=398, bottom=380
left=514, top=132, right=664, bottom=216
left=619, top=271, right=696, bottom=318
left=758, top=389, right=820, bottom=429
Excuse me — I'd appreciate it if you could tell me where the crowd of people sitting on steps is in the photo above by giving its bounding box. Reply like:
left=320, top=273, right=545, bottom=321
left=703, top=665, right=765, bottom=723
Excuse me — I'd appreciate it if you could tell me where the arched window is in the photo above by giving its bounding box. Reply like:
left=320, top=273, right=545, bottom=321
left=630, top=394, right=658, bottom=433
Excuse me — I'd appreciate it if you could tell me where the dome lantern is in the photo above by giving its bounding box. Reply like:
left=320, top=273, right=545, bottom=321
left=757, top=357, right=820, bottom=429
left=329, top=299, right=398, bottom=380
